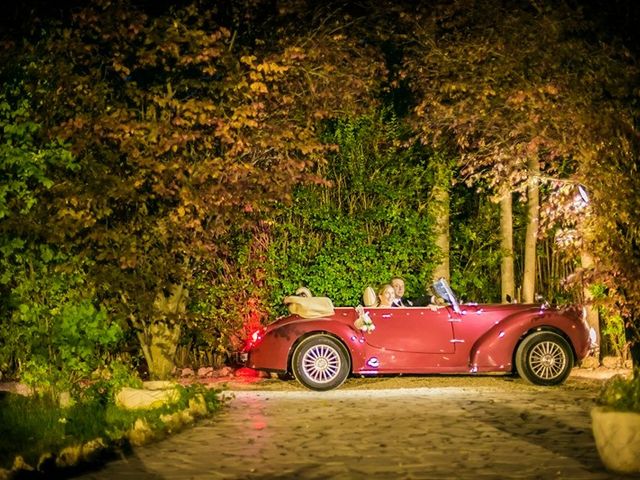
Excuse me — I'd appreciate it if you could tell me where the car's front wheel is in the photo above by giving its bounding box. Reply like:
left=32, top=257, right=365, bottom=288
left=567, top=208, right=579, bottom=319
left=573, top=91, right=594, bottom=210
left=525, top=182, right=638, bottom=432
left=515, top=331, right=574, bottom=386
left=291, top=334, right=350, bottom=391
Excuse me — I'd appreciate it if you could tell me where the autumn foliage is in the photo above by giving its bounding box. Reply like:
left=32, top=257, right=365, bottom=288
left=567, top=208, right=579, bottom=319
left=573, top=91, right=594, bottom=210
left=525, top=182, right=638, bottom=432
left=0, top=0, right=386, bottom=379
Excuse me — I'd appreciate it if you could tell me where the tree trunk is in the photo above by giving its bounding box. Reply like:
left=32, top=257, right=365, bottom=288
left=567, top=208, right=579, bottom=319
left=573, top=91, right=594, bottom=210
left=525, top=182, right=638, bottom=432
left=625, top=322, right=640, bottom=372
left=137, top=322, right=181, bottom=380
left=429, top=163, right=450, bottom=283
left=137, top=284, right=188, bottom=380
left=522, top=158, right=539, bottom=303
left=580, top=250, right=601, bottom=360
left=500, top=193, right=515, bottom=303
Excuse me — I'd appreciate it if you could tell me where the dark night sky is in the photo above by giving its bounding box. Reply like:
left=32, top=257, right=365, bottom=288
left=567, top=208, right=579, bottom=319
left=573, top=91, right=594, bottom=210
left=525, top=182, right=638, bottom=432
left=0, top=1, right=638, bottom=57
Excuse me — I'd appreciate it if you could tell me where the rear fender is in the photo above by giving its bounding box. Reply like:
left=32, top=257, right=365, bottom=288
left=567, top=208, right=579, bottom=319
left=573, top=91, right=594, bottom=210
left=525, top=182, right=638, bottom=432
left=470, top=309, right=577, bottom=371
left=269, top=320, right=366, bottom=373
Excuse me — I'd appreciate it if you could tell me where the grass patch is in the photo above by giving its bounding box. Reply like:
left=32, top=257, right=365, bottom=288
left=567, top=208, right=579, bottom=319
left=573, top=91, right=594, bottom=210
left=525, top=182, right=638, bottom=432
left=0, top=393, right=68, bottom=467
left=0, top=384, right=221, bottom=474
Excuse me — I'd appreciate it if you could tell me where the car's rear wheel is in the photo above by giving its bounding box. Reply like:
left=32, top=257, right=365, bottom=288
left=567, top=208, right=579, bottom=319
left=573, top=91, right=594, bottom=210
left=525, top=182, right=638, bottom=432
left=292, top=334, right=350, bottom=391
left=515, top=331, right=573, bottom=386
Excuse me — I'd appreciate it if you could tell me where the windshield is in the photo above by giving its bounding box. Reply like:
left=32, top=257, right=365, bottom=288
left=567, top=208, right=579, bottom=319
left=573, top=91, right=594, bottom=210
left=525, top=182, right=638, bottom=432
left=432, top=278, right=461, bottom=314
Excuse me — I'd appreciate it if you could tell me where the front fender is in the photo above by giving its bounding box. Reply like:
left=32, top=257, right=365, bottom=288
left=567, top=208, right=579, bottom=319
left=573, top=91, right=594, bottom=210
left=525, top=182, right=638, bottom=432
left=470, top=309, right=579, bottom=372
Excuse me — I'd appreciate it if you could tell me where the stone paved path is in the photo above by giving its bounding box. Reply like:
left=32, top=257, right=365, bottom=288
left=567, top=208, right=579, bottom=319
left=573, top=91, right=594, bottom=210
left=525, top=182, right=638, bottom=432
left=72, top=376, right=633, bottom=480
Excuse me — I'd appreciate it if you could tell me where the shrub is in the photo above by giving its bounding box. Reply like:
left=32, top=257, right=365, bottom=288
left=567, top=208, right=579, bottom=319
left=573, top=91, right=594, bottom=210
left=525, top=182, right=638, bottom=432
left=7, top=291, right=123, bottom=393
left=266, top=111, right=439, bottom=315
left=596, top=371, right=640, bottom=413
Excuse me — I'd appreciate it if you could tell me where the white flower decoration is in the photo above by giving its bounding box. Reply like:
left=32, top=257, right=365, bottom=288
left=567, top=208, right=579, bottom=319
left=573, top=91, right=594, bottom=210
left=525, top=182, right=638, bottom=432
left=354, top=305, right=376, bottom=333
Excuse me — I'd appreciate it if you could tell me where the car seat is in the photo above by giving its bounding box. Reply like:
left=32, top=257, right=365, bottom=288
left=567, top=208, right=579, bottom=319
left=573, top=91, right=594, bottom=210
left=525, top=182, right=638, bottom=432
left=362, top=286, right=377, bottom=307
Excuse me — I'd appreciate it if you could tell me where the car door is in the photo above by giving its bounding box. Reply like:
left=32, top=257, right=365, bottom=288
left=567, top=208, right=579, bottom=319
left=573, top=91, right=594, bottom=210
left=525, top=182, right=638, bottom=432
left=364, top=307, right=456, bottom=354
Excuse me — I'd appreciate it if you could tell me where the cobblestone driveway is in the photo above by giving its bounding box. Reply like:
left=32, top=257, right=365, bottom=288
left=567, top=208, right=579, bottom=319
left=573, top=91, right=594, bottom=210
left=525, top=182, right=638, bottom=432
left=74, top=376, right=628, bottom=480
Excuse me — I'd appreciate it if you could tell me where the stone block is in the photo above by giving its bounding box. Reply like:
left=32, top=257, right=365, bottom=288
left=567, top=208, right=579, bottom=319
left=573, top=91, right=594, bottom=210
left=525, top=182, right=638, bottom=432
left=198, top=367, right=214, bottom=378
left=580, top=356, right=600, bottom=369
left=602, top=356, right=621, bottom=369
left=116, top=386, right=180, bottom=410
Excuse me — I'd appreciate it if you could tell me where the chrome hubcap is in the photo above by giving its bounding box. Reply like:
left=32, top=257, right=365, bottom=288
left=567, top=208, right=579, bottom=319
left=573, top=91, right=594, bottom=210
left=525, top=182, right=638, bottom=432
left=302, top=344, right=341, bottom=383
left=529, top=341, right=567, bottom=380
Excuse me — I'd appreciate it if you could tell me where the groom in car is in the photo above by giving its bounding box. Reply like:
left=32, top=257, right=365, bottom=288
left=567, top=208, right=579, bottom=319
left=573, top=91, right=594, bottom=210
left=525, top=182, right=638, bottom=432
left=391, top=277, right=413, bottom=307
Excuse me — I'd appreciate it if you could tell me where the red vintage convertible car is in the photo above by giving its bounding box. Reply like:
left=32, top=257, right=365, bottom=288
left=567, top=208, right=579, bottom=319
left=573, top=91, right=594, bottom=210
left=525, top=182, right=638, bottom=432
left=243, top=279, right=593, bottom=391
